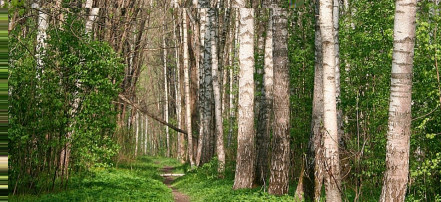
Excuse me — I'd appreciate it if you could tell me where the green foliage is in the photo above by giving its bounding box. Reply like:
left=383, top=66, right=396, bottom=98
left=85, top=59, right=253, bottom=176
left=9, top=9, right=124, bottom=194
left=9, top=156, right=174, bottom=202
left=338, top=0, right=394, bottom=199
left=288, top=3, right=316, bottom=172
left=407, top=1, right=441, bottom=201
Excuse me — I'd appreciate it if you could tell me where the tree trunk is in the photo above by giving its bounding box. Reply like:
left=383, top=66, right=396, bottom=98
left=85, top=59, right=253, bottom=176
left=85, top=8, right=99, bottom=35
left=209, top=8, right=226, bottom=175
left=35, top=3, right=48, bottom=80
left=201, top=9, right=215, bottom=165
left=228, top=9, right=240, bottom=148
left=233, top=8, right=255, bottom=190
left=319, top=0, right=342, bottom=201
left=144, top=115, right=149, bottom=155
left=183, top=9, right=195, bottom=167
left=163, top=17, right=170, bottom=157
left=268, top=8, right=290, bottom=196
left=196, top=8, right=208, bottom=166
left=379, top=0, right=416, bottom=201
left=135, top=110, right=139, bottom=156
left=303, top=1, right=325, bottom=200
left=174, top=13, right=185, bottom=162
left=333, top=0, right=344, bottom=148
left=255, top=9, right=273, bottom=186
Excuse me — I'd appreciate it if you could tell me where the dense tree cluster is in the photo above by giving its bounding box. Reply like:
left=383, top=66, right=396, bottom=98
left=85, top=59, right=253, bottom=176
left=8, top=0, right=441, bottom=201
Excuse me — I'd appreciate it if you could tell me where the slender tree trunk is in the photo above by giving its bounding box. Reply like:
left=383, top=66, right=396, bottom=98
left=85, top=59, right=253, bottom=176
left=35, top=3, right=48, bottom=81
left=135, top=110, right=139, bottom=156
left=196, top=8, right=208, bottom=166
left=201, top=9, right=215, bottom=165
left=145, top=115, right=148, bottom=155
left=380, top=0, right=416, bottom=201
left=268, top=8, right=290, bottom=196
left=85, top=8, right=99, bottom=35
left=233, top=8, right=255, bottom=190
left=209, top=8, right=226, bottom=175
left=255, top=9, right=273, bottom=186
left=303, top=1, right=325, bottom=200
left=319, top=0, right=342, bottom=201
left=183, top=9, right=195, bottom=167
left=333, top=0, right=344, bottom=147
left=174, top=13, right=185, bottom=162
left=228, top=9, right=240, bottom=148
left=163, top=17, right=170, bottom=157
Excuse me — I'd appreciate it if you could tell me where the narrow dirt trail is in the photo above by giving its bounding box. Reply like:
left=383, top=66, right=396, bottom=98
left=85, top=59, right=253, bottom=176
left=161, top=166, right=190, bottom=202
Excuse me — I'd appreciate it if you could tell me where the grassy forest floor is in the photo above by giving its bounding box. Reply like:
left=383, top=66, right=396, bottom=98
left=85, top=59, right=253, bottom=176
left=9, top=156, right=182, bottom=201
left=10, top=156, right=375, bottom=202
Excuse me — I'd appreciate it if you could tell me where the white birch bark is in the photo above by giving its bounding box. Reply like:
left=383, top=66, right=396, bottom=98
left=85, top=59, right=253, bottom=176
left=319, top=0, right=342, bottom=201
left=163, top=19, right=170, bottom=157
left=183, top=9, right=195, bottom=167
left=84, top=0, right=93, bottom=8
left=380, top=0, right=417, bottom=201
left=209, top=8, right=226, bottom=175
left=85, top=8, right=99, bottom=35
left=174, top=14, right=184, bottom=162
left=35, top=4, right=48, bottom=80
left=233, top=8, right=255, bottom=190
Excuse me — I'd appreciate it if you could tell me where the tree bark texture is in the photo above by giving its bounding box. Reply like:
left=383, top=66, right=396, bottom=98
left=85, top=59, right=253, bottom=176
left=380, top=0, right=416, bottom=201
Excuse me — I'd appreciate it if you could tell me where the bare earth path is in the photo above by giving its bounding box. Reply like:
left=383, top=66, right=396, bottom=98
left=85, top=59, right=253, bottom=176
left=161, top=166, right=190, bottom=202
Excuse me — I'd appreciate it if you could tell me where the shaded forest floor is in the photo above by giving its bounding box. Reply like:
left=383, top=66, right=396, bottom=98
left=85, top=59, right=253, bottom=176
left=172, top=159, right=295, bottom=202
left=10, top=156, right=377, bottom=201
left=9, top=156, right=184, bottom=202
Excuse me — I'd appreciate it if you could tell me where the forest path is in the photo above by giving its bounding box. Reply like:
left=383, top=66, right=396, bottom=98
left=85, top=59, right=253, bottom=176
left=160, top=166, right=190, bottom=202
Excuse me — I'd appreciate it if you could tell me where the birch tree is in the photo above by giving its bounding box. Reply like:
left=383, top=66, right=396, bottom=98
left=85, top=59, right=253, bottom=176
left=319, top=0, right=342, bottom=201
left=183, top=9, right=195, bottom=167
left=233, top=8, right=255, bottom=190
left=303, top=1, right=325, bottom=200
left=196, top=8, right=208, bottom=166
left=174, top=13, right=185, bottom=162
left=333, top=0, right=344, bottom=144
left=85, top=8, right=99, bottom=34
left=35, top=2, right=48, bottom=81
left=163, top=16, right=170, bottom=157
left=255, top=9, right=273, bottom=186
left=268, top=8, right=290, bottom=196
left=210, top=8, right=226, bottom=175
left=380, top=0, right=417, bottom=201
left=135, top=110, right=139, bottom=155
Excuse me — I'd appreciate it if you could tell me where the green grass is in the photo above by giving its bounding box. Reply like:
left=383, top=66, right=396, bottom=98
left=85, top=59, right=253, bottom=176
left=173, top=159, right=295, bottom=202
left=9, top=156, right=183, bottom=202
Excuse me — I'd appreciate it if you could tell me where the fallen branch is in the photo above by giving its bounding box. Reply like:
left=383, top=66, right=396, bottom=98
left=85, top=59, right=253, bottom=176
left=118, top=94, right=190, bottom=136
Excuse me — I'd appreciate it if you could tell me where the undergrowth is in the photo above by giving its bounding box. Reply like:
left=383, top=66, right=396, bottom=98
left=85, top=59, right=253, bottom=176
left=173, top=158, right=295, bottom=202
left=9, top=156, right=180, bottom=202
